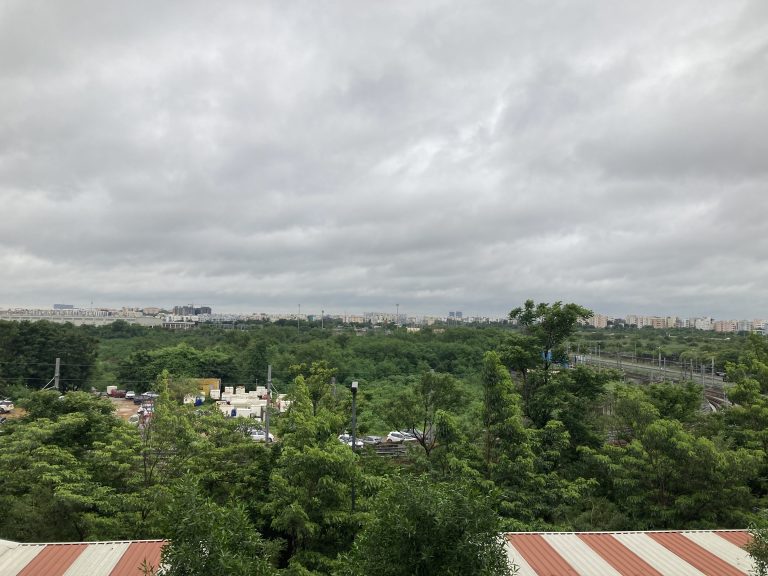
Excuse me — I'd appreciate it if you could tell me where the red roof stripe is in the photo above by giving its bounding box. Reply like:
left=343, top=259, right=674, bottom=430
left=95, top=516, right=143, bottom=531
left=108, top=541, right=164, bottom=576
left=507, top=534, right=580, bottom=576
left=16, top=544, right=88, bottom=576
left=718, top=531, right=752, bottom=549
left=649, top=532, right=747, bottom=576
left=579, top=533, right=664, bottom=576
left=505, top=540, right=540, bottom=576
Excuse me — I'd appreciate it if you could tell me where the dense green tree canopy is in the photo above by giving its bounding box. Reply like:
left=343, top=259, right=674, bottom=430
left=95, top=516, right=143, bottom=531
left=0, top=320, right=97, bottom=392
left=3, top=309, right=768, bottom=574
left=337, top=475, right=514, bottom=576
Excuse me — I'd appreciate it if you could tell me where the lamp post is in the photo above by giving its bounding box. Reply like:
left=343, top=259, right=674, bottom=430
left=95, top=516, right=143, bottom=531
left=265, top=365, right=272, bottom=442
left=350, top=380, right=358, bottom=512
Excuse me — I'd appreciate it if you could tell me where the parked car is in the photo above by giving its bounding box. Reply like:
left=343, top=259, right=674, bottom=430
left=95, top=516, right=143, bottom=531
left=249, top=428, right=275, bottom=442
left=362, top=435, right=382, bottom=445
left=0, top=400, right=14, bottom=414
left=125, top=391, right=136, bottom=400
left=385, top=430, right=417, bottom=444
left=338, top=432, right=364, bottom=448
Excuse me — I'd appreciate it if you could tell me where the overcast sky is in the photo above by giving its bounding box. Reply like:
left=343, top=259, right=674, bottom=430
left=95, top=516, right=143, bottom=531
left=1, top=1, right=767, bottom=319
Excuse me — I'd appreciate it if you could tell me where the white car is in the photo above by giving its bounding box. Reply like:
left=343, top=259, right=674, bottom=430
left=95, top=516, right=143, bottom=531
left=125, top=391, right=136, bottom=400
left=250, top=429, right=275, bottom=442
left=0, top=400, right=13, bottom=414
left=338, top=433, right=364, bottom=448
left=385, top=430, right=418, bottom=444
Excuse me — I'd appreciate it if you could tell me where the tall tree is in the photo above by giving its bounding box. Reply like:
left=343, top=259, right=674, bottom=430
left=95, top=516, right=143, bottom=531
left=160, top=476, right=279, bottom=576
left=386, top=371, right=460, bottom=457
left=480, top=351, right=528, bottom=478
left=266, top=374, right=359, bottom=572
left=288, top=361, right=340, bottom=416
left=336, top=475, right=515, bottom=576
left=509, top=300, right=591, bottom=416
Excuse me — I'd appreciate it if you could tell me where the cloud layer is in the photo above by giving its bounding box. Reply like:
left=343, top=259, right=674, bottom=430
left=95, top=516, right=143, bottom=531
left=1, top=1, right=767, bottom=318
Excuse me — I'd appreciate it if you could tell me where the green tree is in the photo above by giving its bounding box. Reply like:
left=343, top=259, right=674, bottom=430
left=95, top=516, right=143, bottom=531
left=480, top=351, right=528, bottom=479
left=0, top=391, right=140, bottom=541
left=289, top=361, right=338, bottom=417
left=160, top=476, right=279, bottom=576
left=118, top=343, right=237, bottom=392
left=523, top=366, right=611, bottom=448
left=509, top=300, right=592, bottom=374
left=497, top=333, right=539, bottom=389
left=508, top=301, right=591, bottom=415
left=336, top=475, right=515, bottom=576
left=581, top=418, right=759, bottom=529
left=747, top=514, right=768, bottom=576
left=646, top=381, right=702, bottom=424
left=386, top=371, right=460, bottom=457
left=0, top=320, right=98, bottom=392
left=268, top=375, right=359, bottom=573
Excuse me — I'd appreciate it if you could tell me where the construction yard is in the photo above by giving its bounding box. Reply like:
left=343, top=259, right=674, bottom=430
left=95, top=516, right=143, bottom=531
left=109, top=396, right=139, bottom=421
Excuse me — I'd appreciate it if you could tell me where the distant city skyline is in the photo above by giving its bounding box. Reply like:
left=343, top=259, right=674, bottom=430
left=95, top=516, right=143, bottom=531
left=2, top=300, right=767, bottom=325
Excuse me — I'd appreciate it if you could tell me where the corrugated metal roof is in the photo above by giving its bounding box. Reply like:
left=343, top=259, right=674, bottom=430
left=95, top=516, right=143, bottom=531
left=0, top=540, right=164, bottom=576
left=0, top=530, right=755, bottom=575
left=505, top=531, right=754, bottom=576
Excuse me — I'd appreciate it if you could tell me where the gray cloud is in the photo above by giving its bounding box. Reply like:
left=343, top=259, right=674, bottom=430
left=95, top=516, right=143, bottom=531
left=1, top=0, right=767, bottom=319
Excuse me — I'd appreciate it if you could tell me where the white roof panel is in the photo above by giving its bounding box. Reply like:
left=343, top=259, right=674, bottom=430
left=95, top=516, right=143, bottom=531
left=542, top=533, right=623, bottom=576
left=683, top=531, right=753, bottom=573
left=0, top=544, right=44, bottom=576
left=62, top=542, right=131, bottom=576
left=612, top=532, right=709, bottom=576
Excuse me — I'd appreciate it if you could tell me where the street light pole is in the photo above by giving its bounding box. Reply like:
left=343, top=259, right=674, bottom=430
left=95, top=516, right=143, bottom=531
left=265, top=365, right=272, bottom=442
left=351, top=381, right=358, bottom=512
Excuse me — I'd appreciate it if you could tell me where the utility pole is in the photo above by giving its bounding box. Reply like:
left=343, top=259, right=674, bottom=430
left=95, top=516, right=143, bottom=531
left=265, top=365, right=272, bottom=442
left=54, top=357, right=60, bottom=390
left=396, top=303, right=399, bottom=327
left=321, top=309, right=324, bottom=330
left=350, top=381, right=358, bottom=512
left=297, top=304, right=301, bottom=334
